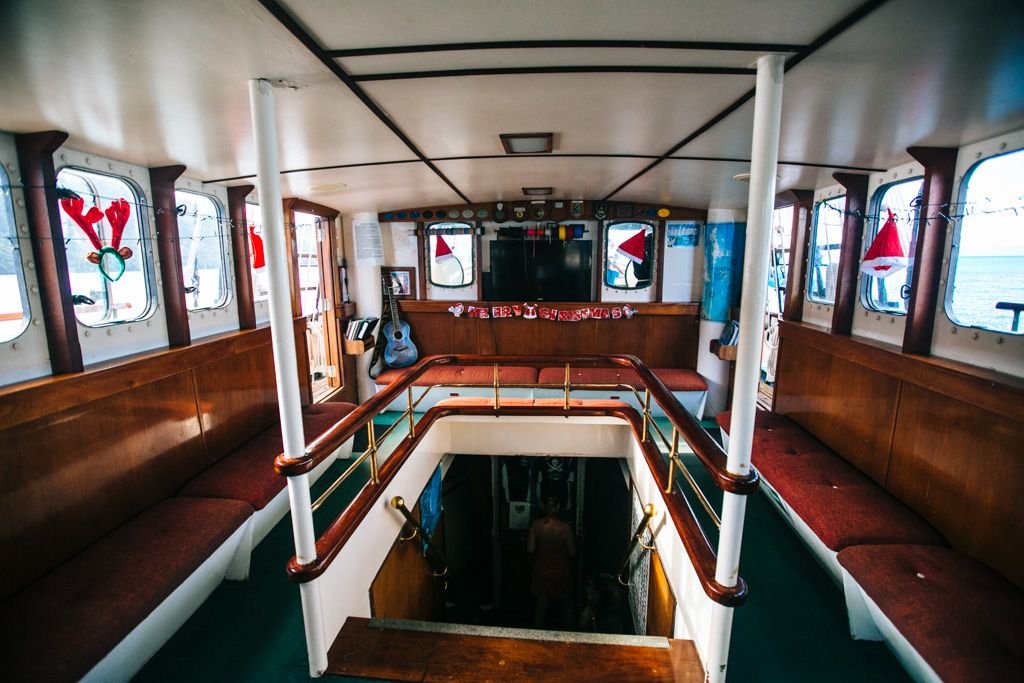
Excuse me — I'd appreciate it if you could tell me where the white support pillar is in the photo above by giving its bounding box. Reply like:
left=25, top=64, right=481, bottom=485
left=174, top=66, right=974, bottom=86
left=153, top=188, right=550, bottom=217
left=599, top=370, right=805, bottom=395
left=248, top=78, right=328, bottom=677
left=706, top=53, right=785, bottom=683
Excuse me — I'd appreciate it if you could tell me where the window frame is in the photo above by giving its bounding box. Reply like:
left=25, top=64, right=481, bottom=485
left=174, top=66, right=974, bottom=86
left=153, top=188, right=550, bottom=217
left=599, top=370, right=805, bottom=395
left=860, top=176, right=924, bottom=316
left=0, top=163, right=31, bottom=342
left=943, top=147, right=1024, bottom=336
left=603, top=220, right=657, bottom=291
left=426, top=221, right=476, bottom=289
left=56, top=165, right=156, bottom=328
left=806, top=195, right=846, bottom=305
left=174, top=188, right=231, bottom=312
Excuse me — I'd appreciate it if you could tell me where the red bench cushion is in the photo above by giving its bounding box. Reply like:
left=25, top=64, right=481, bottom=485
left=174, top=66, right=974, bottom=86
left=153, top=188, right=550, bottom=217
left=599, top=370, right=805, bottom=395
left=838, top=545, right=1024, bottom=682
left=537, top=367, right=707, bottom=392
left=377, top=365, right=538, bottom=387
left=0, top=497, right=253, bottom=682
left=180, top=402, right=356, bottom=509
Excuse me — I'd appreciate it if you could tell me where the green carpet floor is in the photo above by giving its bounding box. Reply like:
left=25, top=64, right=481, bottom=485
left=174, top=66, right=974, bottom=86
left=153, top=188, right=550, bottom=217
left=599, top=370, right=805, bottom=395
left=135, top=419, right=910, bottom=682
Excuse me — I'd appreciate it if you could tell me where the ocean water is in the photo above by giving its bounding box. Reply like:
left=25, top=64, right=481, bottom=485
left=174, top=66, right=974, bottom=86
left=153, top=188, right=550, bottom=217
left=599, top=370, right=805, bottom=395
left=949, top=256, right=1024, bottom=332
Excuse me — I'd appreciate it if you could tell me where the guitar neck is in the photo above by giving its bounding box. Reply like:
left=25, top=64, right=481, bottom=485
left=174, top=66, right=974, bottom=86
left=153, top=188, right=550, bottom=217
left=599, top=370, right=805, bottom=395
left=386, top=278, right=400, bottom=326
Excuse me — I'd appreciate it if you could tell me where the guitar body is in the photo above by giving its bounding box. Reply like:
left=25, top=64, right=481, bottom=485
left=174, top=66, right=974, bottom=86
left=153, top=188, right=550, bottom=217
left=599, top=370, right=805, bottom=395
left=382, top=318, right=418, bottom=368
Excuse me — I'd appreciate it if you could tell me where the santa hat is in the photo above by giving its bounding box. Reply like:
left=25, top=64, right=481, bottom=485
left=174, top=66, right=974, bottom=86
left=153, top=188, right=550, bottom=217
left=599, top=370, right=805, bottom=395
left=435, top=236, right=455, bottom=262
left=860, top=209, right=907, bottom=278
left=616, top=229, right=647, bottom=264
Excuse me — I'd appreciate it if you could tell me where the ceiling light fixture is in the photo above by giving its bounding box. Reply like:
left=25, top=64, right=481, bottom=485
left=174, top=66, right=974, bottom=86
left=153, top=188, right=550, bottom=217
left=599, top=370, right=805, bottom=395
left=522, top=187, right=553, bottom=196
left=500, top=132, right=554, bottom=154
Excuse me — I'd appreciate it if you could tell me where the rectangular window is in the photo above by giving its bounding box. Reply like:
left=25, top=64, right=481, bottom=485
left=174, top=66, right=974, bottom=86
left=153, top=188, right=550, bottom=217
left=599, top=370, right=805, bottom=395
left=0, top=165, right=30, bottom=342
left=176, top=190, right=229, bottom=311
left=57, top=168, right=153, bottom=326
left=807, top=196, right=845, bottom=304
left=861, top=178, right=922, bottom=315
left=427, top=222, right=475, bottom=288
left=605, top=221, right=655, bottom=290
left=946, top=148, right=1024, bottom=334
left=294, top=211, right=324, bottom=316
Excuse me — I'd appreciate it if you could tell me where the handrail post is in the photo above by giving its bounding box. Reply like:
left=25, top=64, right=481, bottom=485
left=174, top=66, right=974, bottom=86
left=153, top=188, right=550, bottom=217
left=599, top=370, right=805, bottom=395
left=407, top=386, right=415, bottom=438
left=249, top=78, right=326, bottom=677
left=707, top=53, right=785, bottom=683
left=641, top=389, right=651, bottom=441
left=367, top=419, right=379, bottom=485
left=666, top=427, right=679, bottom=494
left=493, top=363, right=500, bottom=410
left=563, top=363, right=571, bottom=410
left=391, top=495, right=449, bottom=575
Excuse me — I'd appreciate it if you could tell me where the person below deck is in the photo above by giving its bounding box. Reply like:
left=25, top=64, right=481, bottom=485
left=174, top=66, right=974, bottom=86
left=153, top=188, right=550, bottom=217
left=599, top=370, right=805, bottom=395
left=527, top=492, right=577, bottom=629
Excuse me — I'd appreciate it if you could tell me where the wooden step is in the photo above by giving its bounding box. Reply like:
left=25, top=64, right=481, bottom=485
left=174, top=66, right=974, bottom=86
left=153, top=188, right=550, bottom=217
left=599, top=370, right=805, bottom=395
left=327, top=617, right=703, bottom=682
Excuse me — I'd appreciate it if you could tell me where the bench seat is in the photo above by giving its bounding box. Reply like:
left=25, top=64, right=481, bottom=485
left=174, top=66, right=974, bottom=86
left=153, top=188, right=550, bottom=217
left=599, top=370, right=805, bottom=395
left=838, top=544, right=1024, bottom=682
left=715, top=410, right=944, bottom=583
left=1, top=496, right=253, bottom=682
left=374, top=366, right=539, bottom=412
left=180, top=402, right=357, bottom=544
left=534, top=366, right=707, bottom=418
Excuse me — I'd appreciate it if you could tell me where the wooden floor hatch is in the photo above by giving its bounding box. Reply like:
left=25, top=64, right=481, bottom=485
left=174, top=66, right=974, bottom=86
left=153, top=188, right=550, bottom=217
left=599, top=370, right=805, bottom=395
left=326, top=616, right=703, bottom=682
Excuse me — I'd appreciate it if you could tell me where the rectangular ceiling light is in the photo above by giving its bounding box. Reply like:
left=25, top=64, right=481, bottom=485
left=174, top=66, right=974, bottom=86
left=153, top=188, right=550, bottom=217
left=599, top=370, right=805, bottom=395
left=500, top=133, right=554, bottom=154
left=522, top=187, right=553, bottom=196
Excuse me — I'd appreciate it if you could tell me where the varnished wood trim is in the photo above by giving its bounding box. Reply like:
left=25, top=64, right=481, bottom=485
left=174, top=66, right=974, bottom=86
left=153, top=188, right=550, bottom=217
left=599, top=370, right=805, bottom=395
left=655, top=220, right=666, bottom=303
left=779, top=190, right=813, bottom=321
left=396, top=300, right=700, bottom=315
left=281, top=199, right=303, bottom=317
left=284, top=198, right=339, bottom=219
left=227, top=185, right=256, bottom=329
left=15, top=130, right=82, bottom=374
left=904, top=147, right=957, bottom=355
left=474, top=228, right=484, bottom=301
left=150, top=165, right=190, bottom=347
left=415, top=221, right=427, bottom=301
left=0, top=317, right=308, bottom=431
left=286, top=402, right=750, bottom=606
left=831, top=173, right=869, bottom=335
left=779, top=321, right=1024, bottom=423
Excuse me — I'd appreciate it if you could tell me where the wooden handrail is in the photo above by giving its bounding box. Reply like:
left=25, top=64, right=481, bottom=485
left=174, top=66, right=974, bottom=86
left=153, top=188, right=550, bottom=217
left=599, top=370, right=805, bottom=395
left=285, top=403, right=750, bottom=607
left=276, top=354, right=758, bottom=494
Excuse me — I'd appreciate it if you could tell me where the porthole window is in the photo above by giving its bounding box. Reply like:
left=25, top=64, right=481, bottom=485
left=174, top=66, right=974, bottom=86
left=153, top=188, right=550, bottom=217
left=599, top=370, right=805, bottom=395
left=605, top=221, right=655, bottom=289
left=57, top=167, right=153, bottom=326
left=246, top=203, right=269, bottom=302
left=807, top=196, right=845, bottom=304
left=862, top=178, right=923, bottom=315
left=0, top=165, right=30, bottom=342
left=946, top=148, right=1024, bottom=335
left=175, top=190, right=229, bottom=311
left=427, top=222, right=475, bottom=288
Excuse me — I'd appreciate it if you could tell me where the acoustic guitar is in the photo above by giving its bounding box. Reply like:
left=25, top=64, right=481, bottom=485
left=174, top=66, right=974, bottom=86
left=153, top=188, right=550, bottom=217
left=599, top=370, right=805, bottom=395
left=381, top=275, right=419, bottom=368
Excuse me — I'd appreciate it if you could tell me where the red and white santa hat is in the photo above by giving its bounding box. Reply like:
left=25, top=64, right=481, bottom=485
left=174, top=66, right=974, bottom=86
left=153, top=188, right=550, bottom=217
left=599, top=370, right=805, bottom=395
left=860, top=209, right=907, bottom=277
left=435, top=236, right=455, bottom=262
left=616, top=229, right=647, bottom=264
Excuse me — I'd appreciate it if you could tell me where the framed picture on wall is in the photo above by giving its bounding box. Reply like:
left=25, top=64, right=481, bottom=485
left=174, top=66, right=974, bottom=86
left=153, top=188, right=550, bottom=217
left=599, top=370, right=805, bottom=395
left=382, top=266, right=415, bottom=299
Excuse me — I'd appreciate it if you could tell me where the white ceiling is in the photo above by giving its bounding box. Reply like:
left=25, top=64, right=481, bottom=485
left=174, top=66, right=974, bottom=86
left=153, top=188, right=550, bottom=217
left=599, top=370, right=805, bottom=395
left=1, top=0, right=1022, bottom=213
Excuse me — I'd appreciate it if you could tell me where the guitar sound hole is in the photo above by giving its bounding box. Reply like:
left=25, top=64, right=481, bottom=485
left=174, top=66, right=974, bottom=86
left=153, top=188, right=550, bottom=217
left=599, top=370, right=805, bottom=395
left=394, top=331, right=404, bottom=340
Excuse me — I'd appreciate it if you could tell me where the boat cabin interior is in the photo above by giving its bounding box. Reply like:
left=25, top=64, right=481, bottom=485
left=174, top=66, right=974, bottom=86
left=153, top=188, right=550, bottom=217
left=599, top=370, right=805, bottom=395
left=0, top=1, right=1022, bottom=681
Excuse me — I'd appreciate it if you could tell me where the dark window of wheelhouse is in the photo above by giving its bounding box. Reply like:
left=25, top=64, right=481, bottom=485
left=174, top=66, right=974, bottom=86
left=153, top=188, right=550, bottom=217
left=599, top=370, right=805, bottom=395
left=861, top=177, right=923, bottom=315
left=605, top=221, right=655, bottom=290
left=945, top=147, right=1024, bottom=335
left=807, top=196, right=845, bottom=305
left=427, top=222, right=475, bottom=288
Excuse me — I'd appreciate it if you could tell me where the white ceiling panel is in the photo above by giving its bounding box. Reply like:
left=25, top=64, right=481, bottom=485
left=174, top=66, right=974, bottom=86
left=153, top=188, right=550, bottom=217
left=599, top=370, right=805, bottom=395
left=289, top=0, right=863, bottom=48
left=433, top=156, right=655, bottom=204
left=250, top=161, right=465, bottom=214
left=364, top=73, right=755, bottom=157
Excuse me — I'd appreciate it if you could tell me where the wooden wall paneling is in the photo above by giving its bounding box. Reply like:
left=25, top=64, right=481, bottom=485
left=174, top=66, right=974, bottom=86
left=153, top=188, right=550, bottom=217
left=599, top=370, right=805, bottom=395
left=404, top=311, right=454, bottom=356
left=14, top=130, right=83, bottom=374
left=886, top=383, right=1024, bottom=588
left=369, top=507, right=445, bottom=621
left=773, top=337, right=898, bottom=485
left=0, top=372, right=206, bottom=599
left=778, top=190, right=814, bottom=322
left=903, top=147, right=958, bottom=355
left=655, top=220, right=666, bottom=303
left=831, top=174, right=869, bottom=335
left=227, top=185, right=257, bottom=330
left=191, top=343, right=279, bottom=459
left=150, top=165, right=191, bottom=347
left=646, top=549, right=676, bottom=637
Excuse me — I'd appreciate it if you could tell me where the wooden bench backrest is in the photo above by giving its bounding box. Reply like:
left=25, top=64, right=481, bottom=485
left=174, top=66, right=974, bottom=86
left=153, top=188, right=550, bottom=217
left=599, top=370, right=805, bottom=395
left=774, top=323, right=1024, bottom=588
